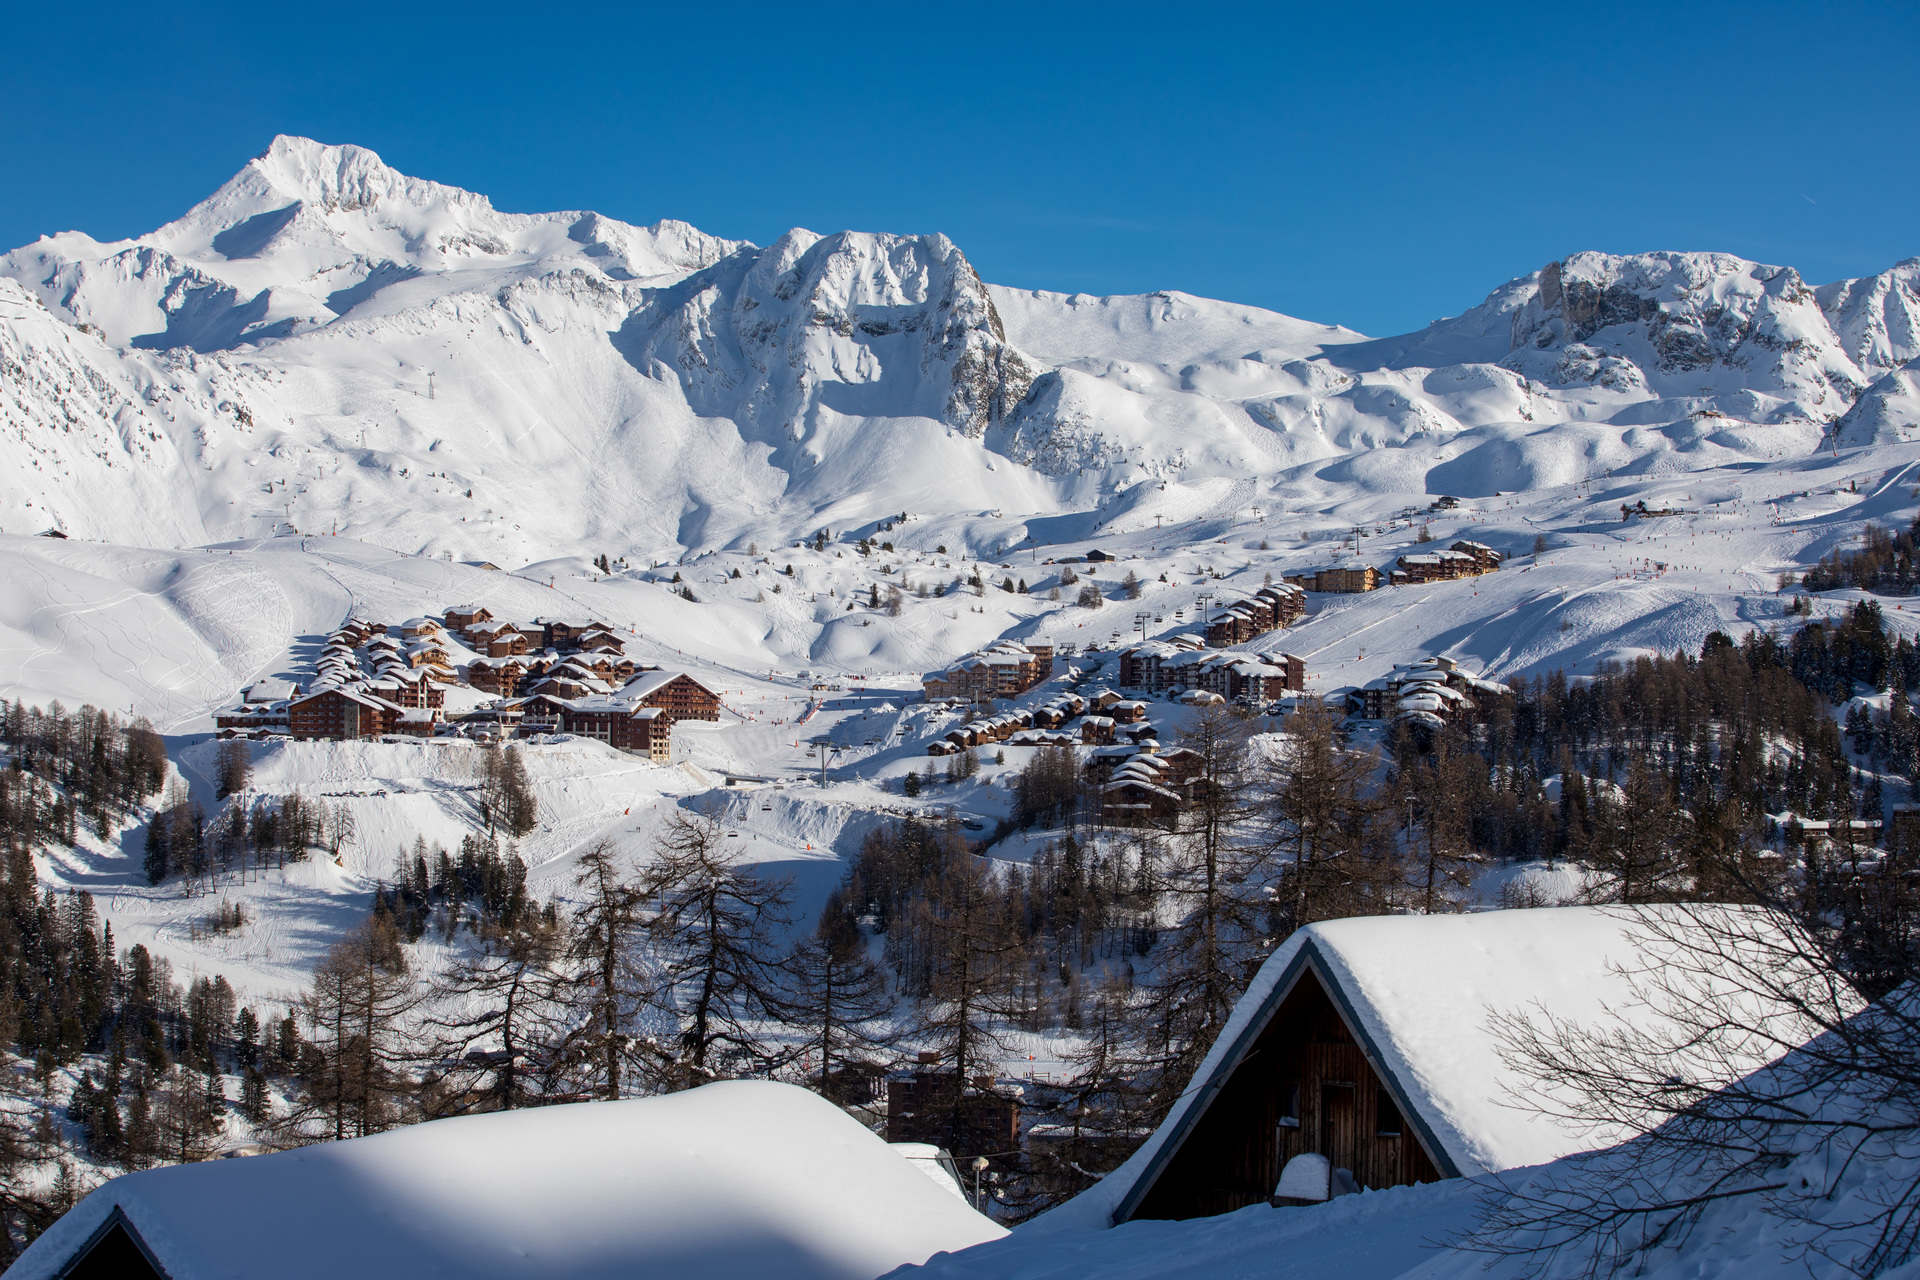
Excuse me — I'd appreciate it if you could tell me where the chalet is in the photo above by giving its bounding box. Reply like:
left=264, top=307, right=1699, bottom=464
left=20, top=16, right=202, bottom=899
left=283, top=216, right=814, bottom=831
left=1080, top=715, right=1116, bottom=745
left=288, top=687, right=401, bottom=740
left=886, top=1073, right=1022, bottom=1161
left=922, top=641, right=1054, bottom=703
left=443, top=603, right=492, bottom=631
left=214, top=703, right=288, bottom=735
left=485, top=630, right=531, bottom=658
left=540, top=618, right=604, bottom=649
left=1311, top=565, right=1381, bottom=593
left=242, top=679, right=299, bottom=705
left=1101, top=777, right=1181, bottom=827
left=1119, top=638, right=1204, bottom=690
left=405, top=639, right=454, bottom=675
left=466, top=658, right=527, bottom=696
left=1070, top=905, right=1848, bottom=1225
left=622, top=670, right=721, bottom=727
left=1010, top=729, right=1076, bottom=748
left=368, top=671, right=445, bottom=711
left=1202, top=584, right=1307, bottom=647
left=398, top=616, right=443, bottom=639
left=1346, top=657, right=1508, bottom=728
left=1449, top=540, right=1502, bottom=571
left=514, top=693, right=573, bottom=734
left=578, top=627, right=625, bottom=653
left=528, top=674, right=612, bottom=701
left=1109, top=700, right=1148, bottom=725
left=561, top=700, right=671, bottom=762
left=1392, top=549, right=1483, bottom=585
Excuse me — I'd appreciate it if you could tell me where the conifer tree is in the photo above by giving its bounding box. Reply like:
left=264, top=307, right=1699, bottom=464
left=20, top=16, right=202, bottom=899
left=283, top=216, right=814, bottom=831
left=785, top=906, right=895, bottom=1103
left=639, top=810, right=795, bottom=1086
left=558, top=840, right=654, bottom=1099
left=284, top=915, right=420, bottom=1142
left=421, top=913, right=566, bottom=1114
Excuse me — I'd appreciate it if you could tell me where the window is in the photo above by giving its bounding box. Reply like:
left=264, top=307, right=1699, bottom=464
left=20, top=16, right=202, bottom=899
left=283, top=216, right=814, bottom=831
left=1277, top=1080, right=1300, bottom=1129
left=1375, top=1091, right=1404, bottom=1138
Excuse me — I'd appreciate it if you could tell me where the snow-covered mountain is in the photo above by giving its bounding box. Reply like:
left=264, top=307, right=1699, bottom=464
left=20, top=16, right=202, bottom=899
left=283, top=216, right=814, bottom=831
left=4, top=136, right=1919, bottom=560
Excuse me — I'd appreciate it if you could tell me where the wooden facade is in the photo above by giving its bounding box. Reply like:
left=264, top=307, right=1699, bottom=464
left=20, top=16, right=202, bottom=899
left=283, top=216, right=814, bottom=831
left=1127, top=958, right=1444, bottom=1221
left=288, top=689, right=397, bottom=741
left=885, top=1074, right=1022, bottom=1161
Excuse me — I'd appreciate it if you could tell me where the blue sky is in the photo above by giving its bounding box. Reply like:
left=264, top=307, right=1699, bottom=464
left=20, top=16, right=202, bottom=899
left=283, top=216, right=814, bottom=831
left=4, top=1, right=1913, bottom=335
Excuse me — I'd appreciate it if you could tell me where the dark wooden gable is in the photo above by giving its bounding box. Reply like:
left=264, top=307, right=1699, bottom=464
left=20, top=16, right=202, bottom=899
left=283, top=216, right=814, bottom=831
left=58, top=1207, right=168, bottom=1279
left=1125, top=949, right=1447, bottom=1222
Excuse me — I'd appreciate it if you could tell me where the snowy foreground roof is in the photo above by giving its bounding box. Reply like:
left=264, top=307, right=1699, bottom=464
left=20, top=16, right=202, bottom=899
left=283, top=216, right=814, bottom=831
left=906, top=989, right=1910, bottom=1280
left=12, top=1082, right=1004, bottom=1280
left=1037, top=904, right=1837, bottom=1232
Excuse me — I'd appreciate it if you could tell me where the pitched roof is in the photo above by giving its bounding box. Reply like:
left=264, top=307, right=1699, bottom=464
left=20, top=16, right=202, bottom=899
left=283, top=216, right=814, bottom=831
left=622, top=669, right=714, bottom=702
left=1047, top=904, right=1845, bottom=1230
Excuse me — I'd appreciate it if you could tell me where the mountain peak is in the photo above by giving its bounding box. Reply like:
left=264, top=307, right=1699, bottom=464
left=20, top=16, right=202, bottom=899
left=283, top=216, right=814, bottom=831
left=239, top=135, right=493, bottom=217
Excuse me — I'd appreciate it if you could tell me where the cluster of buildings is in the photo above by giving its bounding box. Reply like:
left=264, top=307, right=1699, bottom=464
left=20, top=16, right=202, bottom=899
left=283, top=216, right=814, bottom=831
left=921, top=640, right=1054, bottom=702
left=215, top=605, right=720, bottom=761
left=1088, top=743, right=1208, bottom=826
left=1119, top=640, right=1304, bottom=703
left=1203, top=583, right=1306, bottom=646
left=1285, top=539, right=1503, bottom=594
left=927, top=689, right=1151, bottom=757
left=1341, top=656, right=1511, bottom=730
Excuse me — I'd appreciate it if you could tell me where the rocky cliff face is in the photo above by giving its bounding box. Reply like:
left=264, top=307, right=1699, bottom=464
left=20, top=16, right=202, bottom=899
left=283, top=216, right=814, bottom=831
left=620, top=228, right=1033, bottom=444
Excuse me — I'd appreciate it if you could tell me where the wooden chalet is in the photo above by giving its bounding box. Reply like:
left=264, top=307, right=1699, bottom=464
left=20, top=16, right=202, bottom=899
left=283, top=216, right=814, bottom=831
left=1449, top=539, right=1502, bottom=571
left=1070, top=906, right=1842, bottom=1226
left=560, top=701, right=671, bottom=762
left=288, top=687, right=400, bottom=740
left=885, top=1073, right=1022, bottom=1162
left=442, top=603, right=493, bottom=631
left=1391, top=549, right=1483, bottom=585
left=1100, top=777, right=1181, bottom=827
left=466, top=657, right=527, bottom=696
left=922, top=641, right=1053, bottom=703
left=622, top=670, right=721, bottom=727
left=1285, top=565, right=1380, bottom=594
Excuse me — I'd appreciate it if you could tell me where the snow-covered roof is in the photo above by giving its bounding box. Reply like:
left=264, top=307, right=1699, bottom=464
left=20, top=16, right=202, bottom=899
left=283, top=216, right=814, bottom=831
left=242, top=679, right=297, bottom=703
left=11, top=1082, right=1002, bottom=1280
left=1045, top=905, right=1841, bottom=1231
left=622, top=669, right=712, bottom=702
